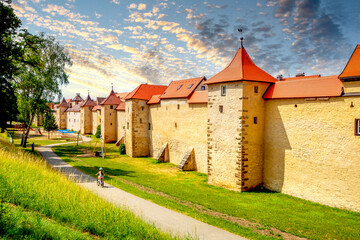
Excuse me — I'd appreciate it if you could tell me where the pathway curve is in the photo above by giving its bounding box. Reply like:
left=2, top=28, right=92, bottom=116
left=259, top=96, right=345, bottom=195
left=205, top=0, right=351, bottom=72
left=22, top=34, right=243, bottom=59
left=37, top=143, right=247, bottom=240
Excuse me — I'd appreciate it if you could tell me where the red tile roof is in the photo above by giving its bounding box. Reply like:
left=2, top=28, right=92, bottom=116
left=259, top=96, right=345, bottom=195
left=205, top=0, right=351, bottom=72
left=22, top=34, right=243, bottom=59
left=81, top=95, right=96, bottom=107
left=282, top=75, right=321, bottom=81
left=100, top=90, right=121, bottom=105
left=72, top=94, right=83, bottom=102
left=206, top=47, right=277, bottom=85
left=58, top=97, right=68, bottom=107
left=147, top=94, right=161, bottom=105
left=263, top=75, right=343, bottom=99
left=66, top=104, right=81, bottom=112
left=339, top=45, right=360, bottom=80
left=92, top=105, right=101, bottom=112
left=187, top=90, right=208, bottom=104
left=160, top=77, right=205, bottom=99
left=125, top=84, right=167, bottom=101
left=96, top=97, right=106, bottom=104
left=116, top=92, right=129, bottom=99
left=115, top=101, right=125, bottom=111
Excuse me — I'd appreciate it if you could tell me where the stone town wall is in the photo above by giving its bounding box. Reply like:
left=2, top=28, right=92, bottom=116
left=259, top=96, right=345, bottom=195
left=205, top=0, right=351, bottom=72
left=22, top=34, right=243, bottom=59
left=207, top=82, right=244, bottom=190
left=80, top=107, right=93, bottom=134
left=92, top=111, right=100, bottom=135
left=241, top=82, right=270, bottom=190
left=101, top=105, right=117, bottom=142
left=67, top=111, right=80, bottom=131
left=125, top=99, right=150, bottom=157
left=56, top=107, right=67, bottom=129
left=264, top=96, right=360, bottom=212
left=149, top=99, right=208, bottom=173
left=117, top=110, right=126, bottom=141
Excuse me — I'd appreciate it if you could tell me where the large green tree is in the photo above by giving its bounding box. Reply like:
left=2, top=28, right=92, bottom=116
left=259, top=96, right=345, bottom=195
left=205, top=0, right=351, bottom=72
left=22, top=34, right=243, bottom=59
left=16, top=32, right=71, bottom=147
left=0, top=0, right=22, bottom=131
left=42, top=107, right=57, bottom=139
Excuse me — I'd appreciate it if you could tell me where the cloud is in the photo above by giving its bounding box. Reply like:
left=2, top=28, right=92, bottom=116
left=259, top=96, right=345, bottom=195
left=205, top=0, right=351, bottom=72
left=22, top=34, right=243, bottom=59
left=138, top=3, right=146, bottom=10
left=185, top=8, right=206, bottom=20
left=95, top=11, right=102, bottom=19
left=203, top=1, right=227, bottom=9
left=111, top=0, right=120, bottom=5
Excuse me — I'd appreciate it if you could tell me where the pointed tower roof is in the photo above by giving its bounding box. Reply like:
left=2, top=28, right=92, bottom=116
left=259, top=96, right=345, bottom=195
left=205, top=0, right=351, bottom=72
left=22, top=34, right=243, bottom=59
left=100, top=90, right=121, bottom=105
left=81, top=94, right=96, bottom=107
left=206, top=47, right=277, bottom=85
left=339, top=45, right=360, bottom=80
left=58, top=97, right=68, bottom=107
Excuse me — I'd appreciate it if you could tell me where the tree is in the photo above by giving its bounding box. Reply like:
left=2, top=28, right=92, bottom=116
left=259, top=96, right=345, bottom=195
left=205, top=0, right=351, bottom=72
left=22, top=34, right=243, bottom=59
left=95, top=125, right=101, bottom=138
left=42, top=107, right=57, bottom=139
left=16, top=32, right=72, bottom=147
left=0, top=0, right=22, bottom=131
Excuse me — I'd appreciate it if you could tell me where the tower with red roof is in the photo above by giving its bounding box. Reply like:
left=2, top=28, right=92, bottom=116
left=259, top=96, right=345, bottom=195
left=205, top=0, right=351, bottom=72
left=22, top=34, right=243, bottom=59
left=206, top=46, right=277, bottom=191
left=80, top=93, right=96, bottom=134
left=100, top=89, right=122, bottom=142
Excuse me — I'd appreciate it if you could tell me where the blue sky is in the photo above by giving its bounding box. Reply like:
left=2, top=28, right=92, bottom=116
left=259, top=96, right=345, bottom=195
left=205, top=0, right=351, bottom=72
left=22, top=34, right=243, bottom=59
left=12, top=0, right=360, bottom=100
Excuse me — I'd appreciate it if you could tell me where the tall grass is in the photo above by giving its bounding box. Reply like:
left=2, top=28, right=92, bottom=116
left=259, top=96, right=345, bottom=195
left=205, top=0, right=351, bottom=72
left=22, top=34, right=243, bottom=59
left=0, top=138, right=177, bottom=240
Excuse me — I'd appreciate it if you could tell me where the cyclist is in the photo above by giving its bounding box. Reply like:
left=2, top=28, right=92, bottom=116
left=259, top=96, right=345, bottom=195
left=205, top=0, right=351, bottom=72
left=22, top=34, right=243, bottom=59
left=96, top=168, right=104, bottom=186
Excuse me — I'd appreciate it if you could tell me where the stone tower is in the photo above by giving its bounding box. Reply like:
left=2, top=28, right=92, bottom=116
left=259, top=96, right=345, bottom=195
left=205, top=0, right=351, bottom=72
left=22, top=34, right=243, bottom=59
left=80, top=94, right=96, bottom=134
left=125, top=84, right=167, bottom=157
left=100, top=89, right=121, bottom=143
left=56, top=97, right=68, bottom=129
left=206, top=47, right=277, bottom=191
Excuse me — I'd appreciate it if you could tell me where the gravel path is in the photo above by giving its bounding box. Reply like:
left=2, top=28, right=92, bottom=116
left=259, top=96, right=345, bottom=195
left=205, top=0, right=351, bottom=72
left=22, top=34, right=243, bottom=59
left=37, top=143, right=247, bottom=240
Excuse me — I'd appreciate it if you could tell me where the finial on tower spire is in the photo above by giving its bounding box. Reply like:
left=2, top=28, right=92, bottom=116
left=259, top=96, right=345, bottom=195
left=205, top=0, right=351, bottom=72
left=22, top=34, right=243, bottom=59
left=111, top=82, right=113, bottom=91
left=238, top=28, right=244, bottom=48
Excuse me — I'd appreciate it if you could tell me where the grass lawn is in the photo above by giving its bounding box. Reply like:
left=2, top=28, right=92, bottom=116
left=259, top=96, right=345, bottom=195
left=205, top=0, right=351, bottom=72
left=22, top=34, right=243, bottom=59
left=52, top=141, right=360, bottom=240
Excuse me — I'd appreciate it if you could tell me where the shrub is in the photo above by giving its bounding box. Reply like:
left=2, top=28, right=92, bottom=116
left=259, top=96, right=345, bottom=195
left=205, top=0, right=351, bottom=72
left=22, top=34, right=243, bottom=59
left=95, top=125, right=101, bottom=138
left=119, top=143, right=126, bottom=154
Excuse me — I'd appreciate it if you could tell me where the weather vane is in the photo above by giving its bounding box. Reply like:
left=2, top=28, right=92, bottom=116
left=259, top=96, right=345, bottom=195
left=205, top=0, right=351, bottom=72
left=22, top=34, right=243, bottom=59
left=111, top=82, right=113, bottom=91
left=238, top=28, right=244, bottom=48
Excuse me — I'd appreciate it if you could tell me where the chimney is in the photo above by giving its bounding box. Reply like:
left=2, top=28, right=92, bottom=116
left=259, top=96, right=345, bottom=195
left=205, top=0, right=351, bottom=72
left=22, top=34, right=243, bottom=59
left=296, top=72, right=305, bottom=77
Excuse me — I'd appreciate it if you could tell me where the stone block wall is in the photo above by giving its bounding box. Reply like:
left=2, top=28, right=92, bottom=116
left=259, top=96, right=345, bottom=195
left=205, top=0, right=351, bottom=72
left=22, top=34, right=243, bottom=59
left=80, top=107, right=93, bottom=134
left=117, top=110, right=126, bottom=141
left=101, top=105, right=117, bottom=142
left=125, top=99, right=150, bottom=157
left=149, top=99, right=208, bottom=173
left=92, top=110, right=100, bottom=135
left=264, top=97, right=360, bottom=212
left=207, top=82, right=244, bottom=190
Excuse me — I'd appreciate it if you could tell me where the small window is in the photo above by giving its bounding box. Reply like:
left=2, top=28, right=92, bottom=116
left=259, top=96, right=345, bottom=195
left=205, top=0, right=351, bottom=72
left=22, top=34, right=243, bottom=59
left=254, top=117, right=258, bottom=124
left=219, top=105, right=223, bottom=113
left=148, top=123, right=151, bottom=130
left=110, top=105, right=113, bottom=109
left=141, top=106, right=144, bottom=111
left=127, top=122, right=129, bottom=129
left=355, top=119, right=360, bottom=135
left=175, top=122, right=177, bottom=128
left=221, top=86, right=226, bottom=96
left=140, top=118, right=142, bottom=123
left=254, top=86, right=258, bottom=93
left=110, top=123, right=112, bottom=125
left=177, top=85, right=183, bottom=90
left=89, top=107, right=91, bottom=110
left=188, top=84, right=194, bottom=89
left=110, top=113, right=111, bottom=116
left=177, top=104, right=180, bottom=110
left=201, top=85, right=206, bottom=91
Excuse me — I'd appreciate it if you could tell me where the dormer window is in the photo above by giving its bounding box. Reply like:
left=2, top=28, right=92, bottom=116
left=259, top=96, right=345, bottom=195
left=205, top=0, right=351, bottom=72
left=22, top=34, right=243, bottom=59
left=188, top=84, right=194, bottom=89
left=201, top=85, right=206, bottom=91
left=177, top=85, right=183, bottom=90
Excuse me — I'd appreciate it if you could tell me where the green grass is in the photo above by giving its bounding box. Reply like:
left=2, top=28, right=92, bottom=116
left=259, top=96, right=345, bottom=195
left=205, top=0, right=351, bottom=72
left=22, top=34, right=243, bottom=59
left=0, top=137, right=179, bottom=240
left=52, top=142, right=360, bottom=240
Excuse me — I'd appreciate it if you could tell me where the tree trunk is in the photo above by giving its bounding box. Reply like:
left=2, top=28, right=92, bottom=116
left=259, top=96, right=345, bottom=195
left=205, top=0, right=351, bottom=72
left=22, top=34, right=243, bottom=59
left=21, top=114, right=35, bottom=148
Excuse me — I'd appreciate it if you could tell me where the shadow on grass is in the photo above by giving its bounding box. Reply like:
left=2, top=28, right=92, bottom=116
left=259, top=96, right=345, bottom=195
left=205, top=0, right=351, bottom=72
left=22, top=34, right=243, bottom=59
left=74, top=166, right=136, bottom=178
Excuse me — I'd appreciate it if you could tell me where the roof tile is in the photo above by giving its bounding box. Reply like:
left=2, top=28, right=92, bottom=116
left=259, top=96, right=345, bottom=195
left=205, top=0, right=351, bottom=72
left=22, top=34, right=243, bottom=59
left=206, top=47, right=277, bottom=85
left=81, top=94, right=96, bottom=107
left=339, top=45, right=360, bottom=80
left=160, top=77, right=205, bottom=99
left=147, top=94, right=161, bottom=105
left=187, top=90, right=208, bottom=104
left=100, top=90, right=121, bottom=105
left=125, top=84, right=167, bottom=101
left=263, top=75, right=343, bottom=99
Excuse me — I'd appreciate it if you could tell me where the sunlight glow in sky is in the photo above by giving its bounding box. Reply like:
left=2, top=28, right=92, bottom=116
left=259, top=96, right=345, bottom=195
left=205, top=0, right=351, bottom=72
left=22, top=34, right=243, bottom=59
left=12, top=0, right=360, bottom=99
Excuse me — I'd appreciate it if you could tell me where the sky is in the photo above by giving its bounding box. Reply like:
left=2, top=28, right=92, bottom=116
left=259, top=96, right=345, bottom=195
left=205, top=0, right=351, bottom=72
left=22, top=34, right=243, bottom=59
left=11, top=0, right=360, bottom=100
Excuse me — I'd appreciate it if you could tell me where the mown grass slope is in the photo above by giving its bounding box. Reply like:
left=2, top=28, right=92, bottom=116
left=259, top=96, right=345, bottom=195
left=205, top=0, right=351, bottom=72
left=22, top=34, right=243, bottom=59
left=0, top=136, right=179, bottom=240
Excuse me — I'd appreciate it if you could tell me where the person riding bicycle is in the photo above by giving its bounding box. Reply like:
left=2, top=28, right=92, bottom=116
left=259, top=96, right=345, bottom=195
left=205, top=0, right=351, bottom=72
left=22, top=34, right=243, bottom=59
left=96, top=168, right=104, bottom=184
